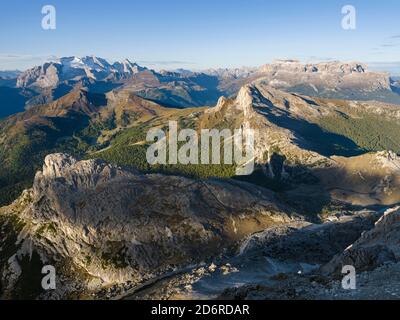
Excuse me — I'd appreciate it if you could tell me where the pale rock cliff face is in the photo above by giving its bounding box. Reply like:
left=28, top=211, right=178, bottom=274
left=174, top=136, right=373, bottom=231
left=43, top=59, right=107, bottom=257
left=258, top=60, right=391, bottom=92
left=0, top=154, right=291, bottom=298
left=259, top=60, right=368, bottom=75
left=16, top=63, right=62, bottom=88
left=322, top=206, right=400, bottom=274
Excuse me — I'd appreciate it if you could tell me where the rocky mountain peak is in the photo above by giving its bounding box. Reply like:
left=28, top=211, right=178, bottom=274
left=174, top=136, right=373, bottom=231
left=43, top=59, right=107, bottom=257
left=34, top=153, right=136, bottom=190
left=235, top=85, right=256, bottom=116
left=40, top=153, right=78, bottom=179
left=16, top=62, right=62, bottom=88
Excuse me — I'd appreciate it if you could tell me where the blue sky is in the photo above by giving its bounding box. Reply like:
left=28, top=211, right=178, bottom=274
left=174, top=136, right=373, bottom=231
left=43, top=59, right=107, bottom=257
left=0, top=0, right=399, bottom=74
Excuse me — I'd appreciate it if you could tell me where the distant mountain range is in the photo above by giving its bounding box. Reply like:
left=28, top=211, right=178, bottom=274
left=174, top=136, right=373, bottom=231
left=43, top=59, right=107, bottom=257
left=0, top=56, right=399, bottom=119
left=0, top=70, right=21, bottom=79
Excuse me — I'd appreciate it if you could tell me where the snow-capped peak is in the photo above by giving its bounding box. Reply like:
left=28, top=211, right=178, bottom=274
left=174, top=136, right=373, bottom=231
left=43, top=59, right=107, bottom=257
left=59, top=56, right=85, bottom=69
left=43, top=56, right=149, bottom=76
left=16, top=56, right=150, bottom=88
left=112, top=59, right=146, bottom=74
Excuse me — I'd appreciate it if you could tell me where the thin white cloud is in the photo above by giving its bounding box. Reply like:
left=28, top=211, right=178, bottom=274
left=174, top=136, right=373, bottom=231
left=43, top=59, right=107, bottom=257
left=381, top=43, right=399, bottom=48
left=0, top=54, right=56, bottom=70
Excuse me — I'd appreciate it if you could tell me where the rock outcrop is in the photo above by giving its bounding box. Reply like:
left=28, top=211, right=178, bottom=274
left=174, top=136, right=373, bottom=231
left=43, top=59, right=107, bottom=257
left=322, top=207, right=400, bottom=274
left=0, top=154, right=291, bottom=299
